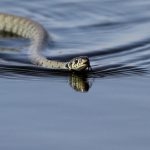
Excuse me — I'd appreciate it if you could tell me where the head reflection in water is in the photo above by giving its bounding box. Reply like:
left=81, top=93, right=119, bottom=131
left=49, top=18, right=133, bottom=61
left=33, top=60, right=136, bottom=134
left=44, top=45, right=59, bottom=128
left=69, top=73, right=91, bottom=92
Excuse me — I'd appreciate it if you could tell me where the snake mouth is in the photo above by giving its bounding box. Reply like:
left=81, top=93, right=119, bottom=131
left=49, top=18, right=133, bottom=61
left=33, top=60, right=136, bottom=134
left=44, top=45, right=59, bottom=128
left=79, top=61, right=91, bottom=71
left=77, top=58, right=91, bottom=71
left=84, top=59, right=91, bottom=69
left=82, top=57, right=90, bottom=65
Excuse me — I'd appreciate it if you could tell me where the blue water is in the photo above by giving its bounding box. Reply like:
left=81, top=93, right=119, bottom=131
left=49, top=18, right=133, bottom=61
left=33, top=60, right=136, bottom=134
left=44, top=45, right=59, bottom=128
left=1, top=0, right=150, bottom=149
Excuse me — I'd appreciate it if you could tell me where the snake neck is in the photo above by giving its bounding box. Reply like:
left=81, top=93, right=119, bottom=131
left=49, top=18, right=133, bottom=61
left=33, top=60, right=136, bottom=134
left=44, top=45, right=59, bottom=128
left=33, top=57, right=67, bottom=70
left=29, top=46, right=67, bottom=70
left=28, top=37, right=68, bottom=70
left=0, top=13, right=69, bottom=70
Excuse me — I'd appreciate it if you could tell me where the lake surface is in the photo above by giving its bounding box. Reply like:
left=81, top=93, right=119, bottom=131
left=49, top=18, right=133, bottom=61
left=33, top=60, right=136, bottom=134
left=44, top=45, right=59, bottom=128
left=1, top=0, right=150, bottom=149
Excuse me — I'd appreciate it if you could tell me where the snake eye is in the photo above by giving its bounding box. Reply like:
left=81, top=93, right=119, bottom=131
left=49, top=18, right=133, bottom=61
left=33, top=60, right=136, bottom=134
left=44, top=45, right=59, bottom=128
left=74, top=59, right=78, bottom=64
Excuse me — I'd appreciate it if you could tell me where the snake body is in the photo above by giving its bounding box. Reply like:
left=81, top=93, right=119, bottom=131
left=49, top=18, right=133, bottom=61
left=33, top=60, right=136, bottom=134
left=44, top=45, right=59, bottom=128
left=0, top=13, right=90, bottom=71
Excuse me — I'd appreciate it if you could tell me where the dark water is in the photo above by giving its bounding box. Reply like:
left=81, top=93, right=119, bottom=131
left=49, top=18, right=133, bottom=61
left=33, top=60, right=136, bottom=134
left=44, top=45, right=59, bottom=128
left=1, top=0, right=150, bottom=149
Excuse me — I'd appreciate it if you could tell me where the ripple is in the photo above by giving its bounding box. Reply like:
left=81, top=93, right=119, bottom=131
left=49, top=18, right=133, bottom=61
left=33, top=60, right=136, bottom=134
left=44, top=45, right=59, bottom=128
left=0, top=0, right=150, bottom=81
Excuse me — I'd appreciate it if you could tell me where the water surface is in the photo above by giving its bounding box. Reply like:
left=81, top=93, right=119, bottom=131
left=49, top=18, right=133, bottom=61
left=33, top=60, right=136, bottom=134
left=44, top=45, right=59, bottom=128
left=0, top=0, right=150, bottom=149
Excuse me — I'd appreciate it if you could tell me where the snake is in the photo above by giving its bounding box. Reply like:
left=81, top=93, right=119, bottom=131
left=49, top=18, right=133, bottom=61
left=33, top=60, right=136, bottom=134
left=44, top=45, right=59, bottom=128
left=0, top=13, right=91, bottom=71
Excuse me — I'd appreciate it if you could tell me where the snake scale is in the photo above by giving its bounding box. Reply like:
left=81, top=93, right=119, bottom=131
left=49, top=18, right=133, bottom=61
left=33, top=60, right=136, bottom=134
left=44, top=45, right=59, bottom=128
left=0, top=13, right=90, bottom=71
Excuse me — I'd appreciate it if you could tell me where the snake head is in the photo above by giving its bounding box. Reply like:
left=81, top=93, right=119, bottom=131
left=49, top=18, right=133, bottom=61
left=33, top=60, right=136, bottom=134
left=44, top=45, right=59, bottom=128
left=66, top=56, right=91, bottom=71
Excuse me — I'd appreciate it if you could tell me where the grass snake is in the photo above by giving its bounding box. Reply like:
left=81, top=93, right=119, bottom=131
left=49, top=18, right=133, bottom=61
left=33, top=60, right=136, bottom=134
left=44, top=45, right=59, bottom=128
left=0, top=13, right=91, bottom=72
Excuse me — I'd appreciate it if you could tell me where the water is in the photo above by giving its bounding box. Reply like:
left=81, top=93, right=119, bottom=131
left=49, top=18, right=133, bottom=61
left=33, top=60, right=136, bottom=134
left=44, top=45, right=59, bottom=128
left=0, top=0, right=150, bottom=149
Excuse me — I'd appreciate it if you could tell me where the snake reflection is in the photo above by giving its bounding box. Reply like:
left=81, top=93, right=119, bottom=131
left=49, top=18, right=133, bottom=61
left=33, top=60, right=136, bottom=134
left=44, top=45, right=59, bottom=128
left=0, top=30, right=148, bottom=92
